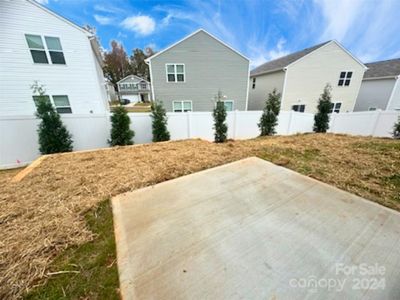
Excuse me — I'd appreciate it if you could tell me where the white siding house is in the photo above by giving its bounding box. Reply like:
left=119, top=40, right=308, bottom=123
left=249, top=41, right=367, bottom=113
left=146, top=29, right=250, bottom=112
left=0, top=0, right=109, bottom=116
left=354, top=58, right=400, bottom=111
left=117, top=75, right=151, bottom=104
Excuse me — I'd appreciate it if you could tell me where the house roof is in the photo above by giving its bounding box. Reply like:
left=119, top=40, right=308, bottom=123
left=250, top=41, right=331, bottom=76
left=250, top=40, right=367, bottom=77
left=117, top=75, right=149, bottom=84
left=363, top=58, right=400, bottom=79
left=145, top=29, right=249, bottom=62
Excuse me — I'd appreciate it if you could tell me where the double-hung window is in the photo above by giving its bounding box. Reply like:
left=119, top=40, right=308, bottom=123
left=166, top=64, right=185, bottom=82
left=25, top=34, right=66, bottom=65
left=252, top=78, right=256, bottom=89
left=338, top=71, right=352, bottom=86
left=329, top=102, right=342, bottom=113
left=32, top=95, right=72, bottom=114
left=292, top=104, right=305, bottom=113
left=173, top=101, right=192, bottom=112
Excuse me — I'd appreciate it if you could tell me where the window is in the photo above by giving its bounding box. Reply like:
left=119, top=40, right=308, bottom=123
left=25, top=34, right=66, bottom=64
left=140, top=82, right=147, bottom=89
left=166, top=64, right=185, bottom=82
left=53, top=95, right=72, bottom=113
left=45, top=37, right=65, bottom=64
left=32, top=95, right=72, bottom=114
left=173, top=101, right=192, bottom=112
left=368, top=107, right=377, bottom=111
left=223, top=100, right=234, bottom=111
left=329, top=102, right=342, bottom=113
left=338, top=71, right=352, bottom=86
left=292, top=104, right=305, bottom=112
left=252, top=78, right=256, bottom=89
left=25, top=34, right=48, bottom=64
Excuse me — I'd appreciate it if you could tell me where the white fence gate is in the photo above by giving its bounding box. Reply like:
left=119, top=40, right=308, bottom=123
left=0, top=110, right=398, bottom=169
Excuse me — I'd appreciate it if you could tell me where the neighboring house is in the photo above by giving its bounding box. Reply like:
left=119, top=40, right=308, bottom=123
left=248, top=40, right=367, bottom=113
left=0, top=0, right=109, bottom=116
left=117, top=75, right=151, bottom=103
left=105, top=79, right=117, bottom=102
left=354, top=58, right=400, bottom=111
left=145, top=29, right=250, bottom=112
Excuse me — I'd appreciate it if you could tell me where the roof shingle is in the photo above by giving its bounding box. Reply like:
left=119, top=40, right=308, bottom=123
left=364, top=58, right=400, bottom=79
left=250, top=41, right=331, bottom=76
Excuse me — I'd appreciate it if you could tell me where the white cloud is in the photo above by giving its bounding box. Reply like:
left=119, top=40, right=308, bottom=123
left=248, top=37, right=290, bottom=68
left=35, top=0, right=48, bottom=4
left=94, top=14, right=113, bottom=25
left=316, top=0, right=364, bottom=42
left=121, top=15, right=156, bottom=36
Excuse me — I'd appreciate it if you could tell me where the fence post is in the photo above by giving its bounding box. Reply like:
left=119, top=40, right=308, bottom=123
left=371, top=110, right=382, bottom=136
left=233, top=109, right=238, bottom=139
left=187, top=111, right=192, bottom=138
left=286, top=111, right=293, bottom=135
left=330, top=113, right=337, bottom=133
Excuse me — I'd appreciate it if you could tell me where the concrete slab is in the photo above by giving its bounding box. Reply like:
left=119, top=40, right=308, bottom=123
left=112, top=157, right=400, bottom=299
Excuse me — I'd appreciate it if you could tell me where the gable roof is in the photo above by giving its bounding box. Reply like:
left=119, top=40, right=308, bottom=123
left=27, top=0, right=91, bottom=36
left=27, top=0, right=104, bottom=66
left=145, top=29, right=249, bottom=62
left=250, top=41, right=330, bottom=76
left=363, top=58, right=400, bottom=79
left=250, top=40, right=366, bottom=77
left=117, top=75, right=149, bottom=84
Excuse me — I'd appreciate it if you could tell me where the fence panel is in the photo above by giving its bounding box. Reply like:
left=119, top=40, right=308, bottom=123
left=1, top=110, right=398, bottom=169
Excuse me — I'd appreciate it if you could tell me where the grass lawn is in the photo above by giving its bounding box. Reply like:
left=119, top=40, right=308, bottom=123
left=24, top=200, right=119, bottom=299
left=1, top=134, right=399, bottom=299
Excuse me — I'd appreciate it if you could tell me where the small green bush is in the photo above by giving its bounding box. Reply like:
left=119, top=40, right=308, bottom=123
left=314, top=84, right=332, bottom=133
left=108, top=106, right=134, bottom=146
left=213, top=90, right=228, bottom=143
left=151, top=101, right=170, bottom=142
left=393, top=117, right=400, bottom=139
left=32, top=83, right=73, bottom=154
left=258, top=88, right=281, bottom=136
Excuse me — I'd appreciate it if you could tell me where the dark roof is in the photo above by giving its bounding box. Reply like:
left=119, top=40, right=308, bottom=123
left=364, top=58, right=400, bottom=79
left=250, top=41, right=331, bottom=76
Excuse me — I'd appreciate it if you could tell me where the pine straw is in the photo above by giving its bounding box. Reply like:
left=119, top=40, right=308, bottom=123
left=1, top=134, right=399, bottom=299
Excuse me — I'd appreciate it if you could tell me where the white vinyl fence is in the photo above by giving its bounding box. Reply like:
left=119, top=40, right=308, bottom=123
left=0, top=110, right=398, bottom=169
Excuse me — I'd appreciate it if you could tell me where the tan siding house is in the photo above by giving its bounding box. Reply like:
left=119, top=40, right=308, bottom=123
left=249, top=41, right=367, bottom=113
left=146, top=29, right=250, bottom=112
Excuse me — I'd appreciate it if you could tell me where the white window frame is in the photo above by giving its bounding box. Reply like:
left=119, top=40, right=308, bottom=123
left=25, top=33, right=66, bottom=65
left=32, top=94, right=72, bottom=114
left=223, top=100, right=234, bottom=111
left=166, top=63, right=185, bottom=83
left=172, top=100, right=192, bottom=112
left=338, top=71, right=353, bottom=86
left=329, top=102, right=342, bottom=113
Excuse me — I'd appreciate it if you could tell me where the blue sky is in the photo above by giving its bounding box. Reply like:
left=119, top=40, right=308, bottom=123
left=38, top=0, right=400, bottom=68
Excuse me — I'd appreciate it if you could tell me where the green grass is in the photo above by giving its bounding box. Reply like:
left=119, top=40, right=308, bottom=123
left=25, top=200, right=119, bottom=300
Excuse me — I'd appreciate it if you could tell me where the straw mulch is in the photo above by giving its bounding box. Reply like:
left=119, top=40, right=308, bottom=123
left=1, top=134, right=399, bottom=298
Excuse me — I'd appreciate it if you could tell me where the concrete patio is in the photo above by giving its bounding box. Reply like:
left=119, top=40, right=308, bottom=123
left=112, top=157, right=400, bottom=299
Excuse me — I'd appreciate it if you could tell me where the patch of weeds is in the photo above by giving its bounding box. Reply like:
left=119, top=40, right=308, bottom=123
left=352, top=140, right=400, bottom=152
left=24, top=200, right=119, bottom=300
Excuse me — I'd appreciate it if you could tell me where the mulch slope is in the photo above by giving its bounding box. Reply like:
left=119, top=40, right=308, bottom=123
left=1, top=134, right=399, bottom=298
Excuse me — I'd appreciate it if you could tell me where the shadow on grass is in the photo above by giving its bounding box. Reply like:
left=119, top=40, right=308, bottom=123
left=25, top=200, right=119, bottom=299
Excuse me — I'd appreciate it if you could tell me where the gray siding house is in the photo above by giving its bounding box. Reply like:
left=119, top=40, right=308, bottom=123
left=354, top=58, right=400, bottom=111
left=145, top=29, right=250, bottom=112
left=249, top=41, right=366, bottom=113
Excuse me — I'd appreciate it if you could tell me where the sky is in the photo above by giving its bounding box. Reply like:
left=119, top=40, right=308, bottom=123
left=38, top=0, right=400, bottom=68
